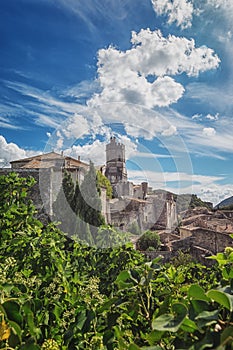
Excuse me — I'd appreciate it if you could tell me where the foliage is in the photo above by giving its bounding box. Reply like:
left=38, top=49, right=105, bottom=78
left=53, top=164, right=105, bottom=242
left=0, top=173, right=233, bottom=350
left=79, top=162, right=105, bottom=231
left=176, top=194, right=211, bottom=213
left=53, top=170, right=76, bottom=235
left=136, top=230, right=161, bottom=251
left=171, top=250, right=194, bottom=267
left=128, top=221, right=141, bottom=235
left=95, top=225, right=130, bottom=248
left=97, top=170, right=113, bottom=199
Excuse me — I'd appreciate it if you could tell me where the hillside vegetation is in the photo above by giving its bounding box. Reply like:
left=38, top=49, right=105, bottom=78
left=176, top=194, right=212, bottom=213
left=0, top=173, right=233, bottom=349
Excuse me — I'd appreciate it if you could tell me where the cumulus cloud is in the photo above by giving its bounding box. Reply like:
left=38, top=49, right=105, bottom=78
left=192, top=113, right=219, bottom=121
left=202, top=127, right=216, bottom=136
left=88, top=29, right=220, bottom=110
left=128, top=167, right=231, bottom=205
left=206, top=113, right=219, bottom=121
left=161, top=125, right=177, bottom=136
left=65, top=135, right=137, bottom=165
left=151, top=0, right=194, bottom=29
left=0, top=135, right=36, bottom=167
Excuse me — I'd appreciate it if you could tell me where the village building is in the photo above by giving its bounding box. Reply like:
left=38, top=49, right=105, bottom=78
left=2, top=137, right=232, bottom=264
left=104, top=137, right=178, bottom=232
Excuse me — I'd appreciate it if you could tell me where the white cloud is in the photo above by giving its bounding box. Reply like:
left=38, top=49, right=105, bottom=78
left=89, top=29, right=220, bottom=110
left=65, top=135, right=138, bottom=165
left=192, top=113, right=202, bottom=120
left=151, top=0, right=194, bottom=29
left=206, top=113, right=219, bottom=121
left=186, top=82, right=233, bottom=111
left=65, top=139, right=106, bottom=165
left=161, top=125, right=177, bottom=136
left=202, top=127, right=216, bottom=136
left=0, top=135, right=36, bottom=167
left=128, top=167, right=231, bottom=205
left=62, top=80, right=101, bottom=100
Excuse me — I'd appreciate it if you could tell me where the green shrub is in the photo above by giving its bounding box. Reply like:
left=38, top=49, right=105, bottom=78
left=136, top=230, right=161, bottom=251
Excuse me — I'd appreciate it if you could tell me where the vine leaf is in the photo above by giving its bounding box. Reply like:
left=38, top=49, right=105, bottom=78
left=207, top=290, right=233, bottom=311
left=188, top=284, right=210, bottom=302
left=152, top=303, right=187, bottom=332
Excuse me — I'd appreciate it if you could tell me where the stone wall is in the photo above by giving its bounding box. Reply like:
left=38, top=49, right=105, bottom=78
left=171, top=236, right=194, bottom=251
left=191, top=228, right=233, bottom=253
left=110, top=198, right=146, bottom=231
left=143, top=195, right=177, bottom=231
left=179, top=226, right=233, bottom=254
left=0, top=168, right=109, bottom=225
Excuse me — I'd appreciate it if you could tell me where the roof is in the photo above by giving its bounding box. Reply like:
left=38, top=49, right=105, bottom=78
left=10, top=151, right=89, bottom=169
left=10, top=152, right=63, bottom=163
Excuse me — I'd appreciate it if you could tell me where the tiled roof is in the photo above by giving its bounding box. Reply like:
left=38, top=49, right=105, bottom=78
left=10, top=152, right=89, bottom=168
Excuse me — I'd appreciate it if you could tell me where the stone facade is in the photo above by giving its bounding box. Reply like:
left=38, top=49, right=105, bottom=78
left=1, top=141, right=179, bottom=235
left=1, top=152, right=109, bottom=223
left=105, top=137, right=127, bottom=186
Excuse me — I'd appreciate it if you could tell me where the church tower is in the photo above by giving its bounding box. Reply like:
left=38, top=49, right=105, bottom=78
left=105, top=137, right=127, bottom=186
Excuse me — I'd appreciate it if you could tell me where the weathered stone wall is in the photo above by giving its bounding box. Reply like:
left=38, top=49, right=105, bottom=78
left=110, top=198, right=146, bottom=231
left=143, top=195, right=177, bottom=231
left=178, top=226, right=233, bottom=254
left=171, top=236, right=194, bottom=251
left=191, top=228, right=233, bottom=253
left=0, top=168, right=109, bottom=225
left=115, top=181, right=134, bottom=197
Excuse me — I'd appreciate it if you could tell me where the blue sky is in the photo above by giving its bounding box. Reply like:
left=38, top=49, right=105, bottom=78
left=0, top=0, right=233, bottom=205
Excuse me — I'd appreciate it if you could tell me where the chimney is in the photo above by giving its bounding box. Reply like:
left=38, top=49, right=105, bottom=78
left=78, top=156, right=80, bottom=161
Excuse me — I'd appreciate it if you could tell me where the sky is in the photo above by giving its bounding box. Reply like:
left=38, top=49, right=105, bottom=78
left=0, top=0, right=233, bottom=205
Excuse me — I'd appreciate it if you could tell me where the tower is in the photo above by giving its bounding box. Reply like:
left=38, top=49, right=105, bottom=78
left=105, top=137, right=127, bottom=186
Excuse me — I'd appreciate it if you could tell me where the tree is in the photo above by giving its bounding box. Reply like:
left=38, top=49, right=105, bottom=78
left=53, top=170, right=76, bottom=236
left=129, top=221, right=141, bottom=235
left=96, top=170, right=112, bottom=199
left=0, top=172, right=42, bottom=243
left=96, top=225, right=130, bottom=248
left=80, top=162, right=105, bottom=232
left=136, top=230, right=161, bottom=251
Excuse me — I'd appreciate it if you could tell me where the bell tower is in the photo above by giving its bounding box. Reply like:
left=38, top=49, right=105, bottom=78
left=105, top=137, right=127, bottom=186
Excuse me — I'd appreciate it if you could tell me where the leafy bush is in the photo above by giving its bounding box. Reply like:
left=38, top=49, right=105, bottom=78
left=136, top=230, right=161, bottom=251
left=128, top=221, right=141, bottom=235
left=0, top=173, right=233, bottom=350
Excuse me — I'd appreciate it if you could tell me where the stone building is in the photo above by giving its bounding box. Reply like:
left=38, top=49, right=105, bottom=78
left=1, top=139, right=178, bottom=233
left=105, top=137, right=127, bottom=184
left=1, top=152, right=90, bottom=221
left=104, top=137, right=178, bottom=232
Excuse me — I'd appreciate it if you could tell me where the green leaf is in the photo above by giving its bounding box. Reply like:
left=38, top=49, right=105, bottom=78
left=3, top=301, right=22, bottom=325
left=98, top=297, right=118, bottom=313
left=220, top=326, right=233, bottom=346
left=152, top=303, right=187, bottom=332
left=188, top=284, right=210, bottom=301
left=76, top=310, right=87, bottom=330
left=116, top=270, right=130, bottom=282
left=145, top=330, right=164, bottom=344
left=53, top=304, right=63, bottom=321
left=195, top=310, right=219, bottom=328
left=129, top=344, right=141, bottom=350
left=207, top=290, right=233, bottom=311
left=141, top=346, right=163, bottom=350
left=22, top=302, right=40, bottom=338
left=8, top=320, right=22, bottom=342
left=180, top=317, right=199, bottom=333
left=20, top=342, right=40, bottom=350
